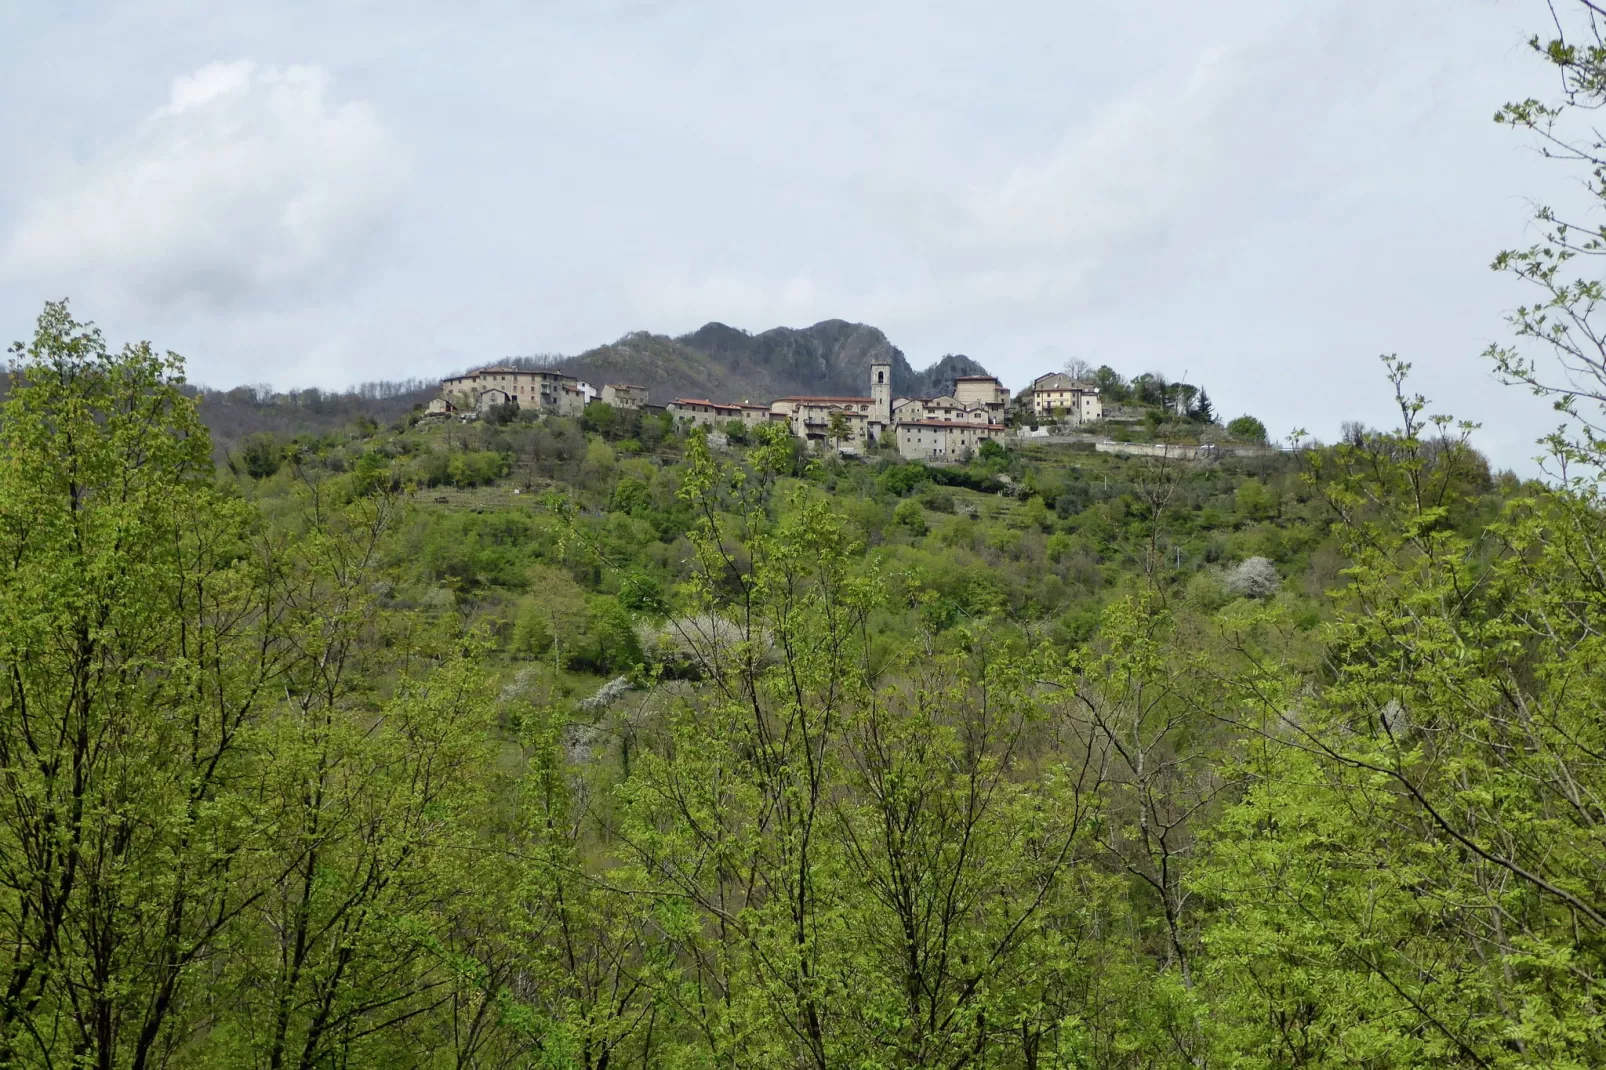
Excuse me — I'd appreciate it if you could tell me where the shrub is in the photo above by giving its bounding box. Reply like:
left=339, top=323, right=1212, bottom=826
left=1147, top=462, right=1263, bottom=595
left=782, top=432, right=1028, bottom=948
left=582, top=402, right=619, bottom=437
left=351, top=450, right=395, bottom=496
left=880, top=463, right=932, bottom=497
left=918, top=485, right=956, bottom=513
left=237, top=433, right=282, bottom=480
left=1224, top=556, right=1280, bottom=599
left=1235, top=479, right=1277, bottom=521
left=512, top=566, right=588, bottom=657
left=1185, top=570, right=1230, bottom=610
left=610, top=477, right=652, bottom=514
left=893, top=498, right=927, bottom=535
left=1055, top=482, right=1090, bottom=518
left=617, top=573, right=665, bottom=614
left=447, top=450, right=509, bottom=487
left=1017, top=496, right=1052, bottom=532
left=569, top=596, right=643, bottom=674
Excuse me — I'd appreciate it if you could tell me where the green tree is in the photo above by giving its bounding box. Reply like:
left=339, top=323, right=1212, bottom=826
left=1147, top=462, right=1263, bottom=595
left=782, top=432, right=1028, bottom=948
left=893, top=497, right=928, bottom=535
left=582, top=401, right=618, bottom=437
left=0, top=304, right=280, bottom=1067
left=1234, top=478, right=1277, bottom=520
left=1226, top=414, right=1267, bottom=443
left=827, top=409, right=853, bottom=452
left=1204, top=367, right=1606, bottom=1066
left=0, top=303, right=500, bottom=1068
left=1095, top=364, right=1130, bottom=402
left=1489, top=1, right=1606, bottom=472
left=238, top=432, right=283, bottom=479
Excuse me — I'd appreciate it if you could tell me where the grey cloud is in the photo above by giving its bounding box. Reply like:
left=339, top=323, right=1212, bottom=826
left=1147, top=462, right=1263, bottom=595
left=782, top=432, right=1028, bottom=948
left=2, top=60, right=404, bottom=309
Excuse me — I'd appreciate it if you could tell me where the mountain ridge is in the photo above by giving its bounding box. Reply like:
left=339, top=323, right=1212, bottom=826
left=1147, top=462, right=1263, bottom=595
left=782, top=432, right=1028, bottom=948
left=542, top=318, right=993, bottom=404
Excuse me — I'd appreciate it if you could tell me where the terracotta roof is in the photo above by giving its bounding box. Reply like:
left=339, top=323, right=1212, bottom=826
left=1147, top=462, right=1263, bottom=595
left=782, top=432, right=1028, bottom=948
left=458, top=365, right=576, bottom=381
left=1027, top=373, right=1098, bottom=391
left=952, top=375, right=1002, bottom=382
left=899, top=419, right=1006, bottom=430
left=605, top=382, right=647, bottom=391
left=774, top=396, right=874, bottom=404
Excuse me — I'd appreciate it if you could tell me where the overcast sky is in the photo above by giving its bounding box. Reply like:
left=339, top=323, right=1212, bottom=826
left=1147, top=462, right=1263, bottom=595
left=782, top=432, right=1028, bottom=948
left=0, top=0, right=1588, bottom=467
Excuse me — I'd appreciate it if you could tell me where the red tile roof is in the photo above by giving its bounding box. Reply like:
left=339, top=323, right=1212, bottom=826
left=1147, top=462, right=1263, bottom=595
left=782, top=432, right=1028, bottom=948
left=774, top=396, right=874, bottom=404
left=899, top=419, right=1006, bottom=430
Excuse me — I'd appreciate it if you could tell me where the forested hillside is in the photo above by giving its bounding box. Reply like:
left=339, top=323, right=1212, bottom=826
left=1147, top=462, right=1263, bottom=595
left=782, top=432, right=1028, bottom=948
left=3, top=10, right=1606, bottom=1068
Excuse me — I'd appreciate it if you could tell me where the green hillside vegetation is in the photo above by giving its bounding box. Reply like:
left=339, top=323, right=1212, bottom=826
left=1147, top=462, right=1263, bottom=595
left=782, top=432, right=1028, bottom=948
left=1, top=296, right=1582, bottom=1069
left=5, top=14, right=1606, bottom=1067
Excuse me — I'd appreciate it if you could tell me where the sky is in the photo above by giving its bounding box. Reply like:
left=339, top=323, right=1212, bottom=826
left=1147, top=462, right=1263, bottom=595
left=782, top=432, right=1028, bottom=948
left=0, top=0, right=1591, bottom=467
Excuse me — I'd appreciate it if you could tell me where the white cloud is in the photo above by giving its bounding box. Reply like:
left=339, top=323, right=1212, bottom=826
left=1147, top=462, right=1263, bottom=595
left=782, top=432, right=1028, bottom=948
left=616, top=12, right=1346, bottom=341
left=2, top=60, right=403, bottom=307
left=628, top=271, right=826, bottom=329
left=939, top=47, right=1237, bottom=263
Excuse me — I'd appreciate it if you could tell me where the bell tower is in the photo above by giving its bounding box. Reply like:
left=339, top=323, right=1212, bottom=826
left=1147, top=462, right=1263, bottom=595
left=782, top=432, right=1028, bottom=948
left=870, top=360, right=892, bottom=428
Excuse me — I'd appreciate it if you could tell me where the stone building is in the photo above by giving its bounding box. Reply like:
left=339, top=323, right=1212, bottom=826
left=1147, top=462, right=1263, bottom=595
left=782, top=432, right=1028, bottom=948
left=601, top=383, right=648, bottom=409
left=1017, top=372, right=1102, bottom=423
left=952, top=375, right=1011, bottom=421
left=667, top=399, right=742, bottom=428
left=894, top=419, right=1005, bottom=460
left=770, top=396, right=875, bottom=445
left=893, top=395, right=990, bottom=424
left=440, top=365, right=585, bottom=416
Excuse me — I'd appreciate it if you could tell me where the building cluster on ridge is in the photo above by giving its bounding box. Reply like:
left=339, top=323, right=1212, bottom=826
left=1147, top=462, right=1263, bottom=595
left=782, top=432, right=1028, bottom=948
left=430, top=362, right=1103, bottom=460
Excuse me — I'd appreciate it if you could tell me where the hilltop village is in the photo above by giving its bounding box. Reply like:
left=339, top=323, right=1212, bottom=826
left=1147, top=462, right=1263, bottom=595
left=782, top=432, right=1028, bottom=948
left=431, top=362, right=1103, bottom=460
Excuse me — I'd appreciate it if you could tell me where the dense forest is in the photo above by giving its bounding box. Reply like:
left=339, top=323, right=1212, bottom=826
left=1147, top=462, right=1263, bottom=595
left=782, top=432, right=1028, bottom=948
left=6, top=9, right=1606, bottom=1069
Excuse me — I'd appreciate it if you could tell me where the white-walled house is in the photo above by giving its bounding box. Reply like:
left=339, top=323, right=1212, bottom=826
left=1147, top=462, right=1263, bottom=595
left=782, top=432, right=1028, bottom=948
left=1017, top=373, right=1102, bottom=423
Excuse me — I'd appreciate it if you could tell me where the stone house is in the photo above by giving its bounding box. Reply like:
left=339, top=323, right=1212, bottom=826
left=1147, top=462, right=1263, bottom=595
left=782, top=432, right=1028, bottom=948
left=895, top=419, right=1006, bottom=460
left=770, top=397, right=875, bottom=444
left=440, top=365, right=585, bottom=416
left=1017, top=373, right=1102, bottom=423
left=952, top=375, right=1011, bottom=421
left=601, top=383, right=648, bottom=409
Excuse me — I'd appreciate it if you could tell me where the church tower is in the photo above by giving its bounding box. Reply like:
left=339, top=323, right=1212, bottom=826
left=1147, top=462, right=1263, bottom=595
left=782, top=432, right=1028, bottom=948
left=870, top=359, right=892, bottom=428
